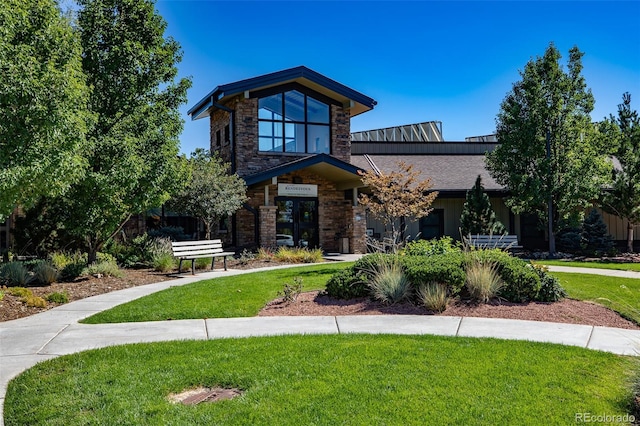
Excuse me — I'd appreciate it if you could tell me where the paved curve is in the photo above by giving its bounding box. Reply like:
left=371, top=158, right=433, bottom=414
left=1, top=260, right=639, bottom=424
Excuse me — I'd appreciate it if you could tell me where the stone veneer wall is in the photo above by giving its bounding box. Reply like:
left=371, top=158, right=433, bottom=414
left=207, top=90, right=355, bottom=250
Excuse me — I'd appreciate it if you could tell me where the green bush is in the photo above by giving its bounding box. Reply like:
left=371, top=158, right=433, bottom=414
left=0, top=262, right=32, bottom=286
left=195, top=257, right=212, bottom=270
left=8, top=287, right=32, bottom=298
left=418, top=282, right=448, bottom=312
left=86, top=261, right=123, bottom=278
left=33, top=261, right=58, bottom=285
left=465, top=258, right=504, bottom=303
left=24, top=295, right=47, bottom=308
left=531, top=264, right=567, bottom=302
left=367, top=257, right=411, bottom=304
left=147, top=226, right=191, bottom=241
left=400, top=254, right=466, bottom=296
left=46, top=291, right=69, bottom=304
left=465, top=249, right=540, bottom=302
left=353, top=253, right=396, bottom=279
left=403, top=237, right=462, bottom=256
left=0, top=290, right=4, bottom=301
left=152, top=252, right=176, bottom=272
left=324, top=268, right=368, bottom=299
left=278, top=277, right=303, bottom=303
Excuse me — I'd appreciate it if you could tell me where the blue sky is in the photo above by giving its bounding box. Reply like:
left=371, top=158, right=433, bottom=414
left=153, top=1, right=640, bottom=155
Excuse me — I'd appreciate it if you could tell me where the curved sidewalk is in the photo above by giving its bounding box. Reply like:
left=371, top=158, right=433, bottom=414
left=2, top=262, right=640, bottom=424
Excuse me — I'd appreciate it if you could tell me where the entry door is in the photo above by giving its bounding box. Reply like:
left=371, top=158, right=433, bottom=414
left=275, top=197, right=318, bottom=248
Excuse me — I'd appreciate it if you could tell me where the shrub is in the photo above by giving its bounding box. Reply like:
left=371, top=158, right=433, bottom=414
left=86, top=261, right=123, bottom=278
left=237, top=249, right=256, bottom=265
left=152, top=253, right=176, bottom=272
left=24, top=295, right=47, bottom=308
left=46, top=291, right=69, bottom=304
left=465, top=258, right=504, bottom=303
left=400, top=254, right=466, bottom=296
left=403, top=236, right=462, bottom=256
left=466, top=249, right=540, bottom=302
left=256, top=247, right=274, bottom=261
left=195, top=257, right=212, bottom=270
left=325, top=267, right=369, bottom=299
left=582, top=209, right=615, bottom=256
left=60, top=262, right=86, bottom=281
left=531, top=263, right=567, bottom=302
left=354, top=253, right=396, bottom=279
left=8, top=287, right=32, bottom=298
left=0, top=291, right=4, bottom=301
left=0, top=262, right=32, bottom=286
left=49, top=251, right=72, bottom=271
left=418, top=282, right=448, bottom=312
left=556, top=225, right=583, bottom=254
left=33, top=261, right=58, bottom=285
left=278, top=277, right=304, bottom=303
left=274, top=247, right=324, bottom=264
left=367, top=256, right=411, bottom=304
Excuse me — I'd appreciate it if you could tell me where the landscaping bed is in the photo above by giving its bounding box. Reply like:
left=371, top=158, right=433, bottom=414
left=259, top=290, right=640, bottom=330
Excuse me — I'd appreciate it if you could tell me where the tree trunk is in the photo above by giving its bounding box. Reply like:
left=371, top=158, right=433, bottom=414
left=548, top=230, right=557, bottom=259
left=87, top=238, right=98, bottom=265
left=628, top=222, right=634, bottom=253
left=203, top=220, right=211, bottom=240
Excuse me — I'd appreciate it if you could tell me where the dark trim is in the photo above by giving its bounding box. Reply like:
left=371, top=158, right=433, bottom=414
left=243, top=153, right=363, bottom=186
left=188, top=66, right=376, bottom=120
left=252, top=82, right=341, bottom=108
left=213, top=102, right=236, bottom=173
left=434, top=190, right=509, bottom=199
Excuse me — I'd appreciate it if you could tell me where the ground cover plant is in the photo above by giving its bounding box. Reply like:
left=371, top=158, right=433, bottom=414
left=83, top=263, right=351, bottom=323
left=5, top=335, right=637, bottom=425
left=536, top=260, right=640, bottom=272
left=551, top=272, right=640, bottom=324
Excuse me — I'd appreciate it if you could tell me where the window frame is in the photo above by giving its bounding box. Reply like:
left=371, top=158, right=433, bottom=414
left=254, top=84, right=335, bottom=155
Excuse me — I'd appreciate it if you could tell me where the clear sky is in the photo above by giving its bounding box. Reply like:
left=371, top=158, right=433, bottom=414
left=153, top=1, right=640, bottom=155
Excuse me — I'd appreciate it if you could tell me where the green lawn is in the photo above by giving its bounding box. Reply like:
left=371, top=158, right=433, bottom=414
left=83, top=262, right=352, bottom=324
left=551, top=272, right=640, bottom=324
left=5, top=335, right=638, bottom=426
left=536, top=259, right=640, bottom=272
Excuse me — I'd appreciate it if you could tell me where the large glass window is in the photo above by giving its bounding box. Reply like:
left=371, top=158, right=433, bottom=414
left=258, top=90, right=330, bottom=154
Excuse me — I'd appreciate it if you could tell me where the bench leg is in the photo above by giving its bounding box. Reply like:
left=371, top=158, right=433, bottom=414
left=211, top=257, right=215, bottom=271
left=191, top=259, right=195, bottom=275
left=223, top=256, right=227, bottom=271
left=178, top=259, right=183, bottom=274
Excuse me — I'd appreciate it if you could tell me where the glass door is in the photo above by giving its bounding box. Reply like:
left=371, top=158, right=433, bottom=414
left=275, top=197, right=318, bottom=248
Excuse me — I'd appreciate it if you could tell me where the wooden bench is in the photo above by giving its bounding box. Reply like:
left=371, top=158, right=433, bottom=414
left=171, top=240, right=235, bottom=275
left=464, top=234, right=523, bottom=250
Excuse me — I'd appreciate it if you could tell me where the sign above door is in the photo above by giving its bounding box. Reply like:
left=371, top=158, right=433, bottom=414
left=278, top=183, right=318, bottom=197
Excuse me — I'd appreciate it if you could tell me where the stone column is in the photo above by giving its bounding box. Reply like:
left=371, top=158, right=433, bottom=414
left=349, top=206, right=367, bottom=254
left=259, top=205, right=277, bottom=248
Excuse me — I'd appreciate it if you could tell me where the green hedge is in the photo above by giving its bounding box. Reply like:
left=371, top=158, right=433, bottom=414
left=400, top=254, right=466, bottom=296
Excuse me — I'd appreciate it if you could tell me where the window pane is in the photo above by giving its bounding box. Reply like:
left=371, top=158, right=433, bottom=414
left=307, top=125, right=330, bottom=154
left=307, top=96, right=329, bottom=123
left=259, top=121, right=273, bottom=137
left=259, top=94, right=282, bottom=120
left=284, top=90, right=305, bottom=122
left=285, top=122, right=305, bottom=153
left=259, top=136, right=283, bottom=152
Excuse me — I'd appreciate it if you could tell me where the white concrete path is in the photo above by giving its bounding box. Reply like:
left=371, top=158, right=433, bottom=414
left=1, top=260, right=639, bottom=425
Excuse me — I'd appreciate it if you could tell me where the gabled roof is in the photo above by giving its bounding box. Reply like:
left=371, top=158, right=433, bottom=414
left=188, top=66, right=377, bottom=120
left=244, top=153, right=364, bottom=190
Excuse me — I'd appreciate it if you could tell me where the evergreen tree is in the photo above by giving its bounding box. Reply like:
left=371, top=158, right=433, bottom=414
left=460, top=175, right=506, bottom=236
left=600, top=93, right=640, bottom=253
left=581, top=209, right=614, bottom=256
left=486, top=44, right=611, bottom=256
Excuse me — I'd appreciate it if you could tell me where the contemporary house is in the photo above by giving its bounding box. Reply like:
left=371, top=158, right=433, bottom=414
left=188, top=66, right=376, bottom=253
left=188, top=66, right=639, bottom=253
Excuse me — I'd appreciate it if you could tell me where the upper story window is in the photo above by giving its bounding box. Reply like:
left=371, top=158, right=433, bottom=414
left=258, top=90, right=330, bottom=154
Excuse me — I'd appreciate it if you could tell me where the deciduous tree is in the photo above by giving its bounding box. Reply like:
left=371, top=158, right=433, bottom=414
left=358, top=162, right=438, bottom=252
left=168, top=149, right=248, bottom=240
left=0, top=0, right=90, bottom=218
left=600, top=93, right=640, bottom=252
left=486, top=44, right=610, bottom=256
left=64, top=0, right=192, bottom=263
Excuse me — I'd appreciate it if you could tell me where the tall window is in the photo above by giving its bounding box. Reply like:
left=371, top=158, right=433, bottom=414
left=419, top=209, right=444, bottom=239
left=258, top=90, right=330, bottom=154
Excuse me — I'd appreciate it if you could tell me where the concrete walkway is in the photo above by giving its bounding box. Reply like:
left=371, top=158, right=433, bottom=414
left=1, top=260, right=640, bottom=424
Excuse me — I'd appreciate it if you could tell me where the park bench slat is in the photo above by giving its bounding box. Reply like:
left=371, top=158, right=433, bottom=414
left=465, top=234, right=522, bottom=249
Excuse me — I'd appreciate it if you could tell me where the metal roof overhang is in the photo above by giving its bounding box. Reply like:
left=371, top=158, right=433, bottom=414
left=188, top=66, right=376, bottom=120
left=243, top=153, right=364, bottom=191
